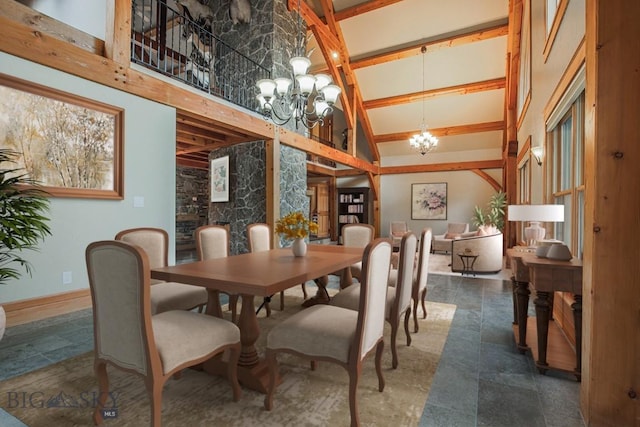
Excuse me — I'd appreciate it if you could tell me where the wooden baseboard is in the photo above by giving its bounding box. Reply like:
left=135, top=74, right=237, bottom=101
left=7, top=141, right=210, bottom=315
left=3, top=289, right=92, bottom=327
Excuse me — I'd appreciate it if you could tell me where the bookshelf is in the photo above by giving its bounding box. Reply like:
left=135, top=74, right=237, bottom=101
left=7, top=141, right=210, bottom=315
left=337, top=187, right=369, bottom=238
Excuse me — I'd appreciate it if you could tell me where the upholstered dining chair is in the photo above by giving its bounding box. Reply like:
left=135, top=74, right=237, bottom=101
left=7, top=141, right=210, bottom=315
left=264, top=239, right=392, bottom=427
left=331, top=232, right=417, bottom=368
left=247, top=223, right=307, bottom=316
left=85, top=240, right=241, bottom=427
left=115, top=227, right=208, bottom=314
left=412, top=228, right=432, bottom=333
left=341, top=223, right=375, bottom=284
left=195, top=224, right=238, bottom=322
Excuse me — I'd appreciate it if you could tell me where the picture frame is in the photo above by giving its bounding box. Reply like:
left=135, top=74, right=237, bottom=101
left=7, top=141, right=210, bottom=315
left=411, top=183, right=447, bottom=220
left=210, top=156, right=229, bottom=202
left=0, top=73, right=124, bottom=199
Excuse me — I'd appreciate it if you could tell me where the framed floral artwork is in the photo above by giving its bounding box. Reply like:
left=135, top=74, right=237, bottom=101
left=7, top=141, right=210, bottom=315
left=0, top=73, right=123, bottom=199
left=210, top=156, right=229, bottom=202
left=412, top=183, right=447, bottom=220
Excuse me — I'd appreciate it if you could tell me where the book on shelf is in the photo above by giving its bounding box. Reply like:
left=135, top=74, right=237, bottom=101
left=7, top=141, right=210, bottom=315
left=339, top=215, right=361, bottom=224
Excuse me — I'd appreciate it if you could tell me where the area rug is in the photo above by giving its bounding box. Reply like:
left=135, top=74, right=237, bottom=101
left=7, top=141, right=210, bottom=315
left=0, top=291, right=455, bottom=427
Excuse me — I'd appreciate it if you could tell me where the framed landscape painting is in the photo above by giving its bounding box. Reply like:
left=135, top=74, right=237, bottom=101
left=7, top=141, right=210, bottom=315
left=412, top=183, right=447, bottom=220
left=0, top=73, right=124, bottom=199
left=210, top=156, right=229, bottom=202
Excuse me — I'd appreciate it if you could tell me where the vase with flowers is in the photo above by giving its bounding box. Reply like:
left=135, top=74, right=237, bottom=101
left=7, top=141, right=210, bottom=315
left=275, top=211, right=319, bottom=257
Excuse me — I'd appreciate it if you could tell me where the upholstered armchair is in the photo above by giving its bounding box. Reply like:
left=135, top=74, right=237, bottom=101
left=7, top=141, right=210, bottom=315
left=389, top=221, right=410, bottom=249
left=450, top=232, right=503, bottom=274
left=431, top=223, right=470, bottom=254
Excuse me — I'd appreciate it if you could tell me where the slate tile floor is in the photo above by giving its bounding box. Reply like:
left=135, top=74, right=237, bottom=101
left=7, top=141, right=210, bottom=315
left=0, top=273, right=584, bottom=426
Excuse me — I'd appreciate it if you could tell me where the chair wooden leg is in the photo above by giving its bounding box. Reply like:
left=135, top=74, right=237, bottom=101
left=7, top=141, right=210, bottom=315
left=265, top=298, right=272, bottom=317
left=279, top=291, right=285, bottom=311
left=421, top=288, right=428, bottom=319
left=375, top=340, right=385, bottom=392
left=348, top=363, right=362, bottom=427
left=412, top=298, right=420, bottom=333
left=403, top=308, right=412, bottom=347
left=301, top=282, right=308, bottom=299
left=93, top=361, right=109, bottom=426
left=148, top=378, right=163, bottom=427
left=390, top=318, right=399, bottom=369
left=264, top=350, right=278, bottom=411
left=227, top=344, right=242, bottom=402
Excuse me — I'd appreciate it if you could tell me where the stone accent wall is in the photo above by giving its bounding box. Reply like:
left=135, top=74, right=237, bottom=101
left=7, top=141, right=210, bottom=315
left=205, top=0, right=309, bottom=254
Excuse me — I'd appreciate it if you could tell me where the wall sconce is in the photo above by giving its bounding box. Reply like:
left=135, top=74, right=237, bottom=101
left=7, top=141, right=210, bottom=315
left=531, top=146, right=544, bottom=166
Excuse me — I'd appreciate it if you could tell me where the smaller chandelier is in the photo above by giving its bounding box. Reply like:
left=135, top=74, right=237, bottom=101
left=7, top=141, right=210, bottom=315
left=409, top=124, right=438, bottom=155
left=256, top=57, right=341, bottom=130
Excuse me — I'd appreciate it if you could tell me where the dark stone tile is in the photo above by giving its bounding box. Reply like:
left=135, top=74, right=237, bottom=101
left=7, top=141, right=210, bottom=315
left=0, top=354, right=51, bottom=381
left=427, top=287, right=459, bottom=305
left=478, top=342, right=537, bottom=391
left=419, top=402, right=476, bottom=427
left=477, top=379, right=546, bottom=427
left=439, top=334, right=480, bottom=374
left=450, top=308, right=482, bottom=332
left=0, top=408, right=27, bottom=427
left=42, top=342, right=93, bottom=364
left=427, top=361, right=478, bottom=415
left=534, top=372, right=583, bottom=424
left=452, top=292, right=483, bottom=310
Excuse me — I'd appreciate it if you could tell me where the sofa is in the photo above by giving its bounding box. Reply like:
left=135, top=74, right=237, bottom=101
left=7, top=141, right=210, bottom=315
left=450, top=232, right=503, bottom=274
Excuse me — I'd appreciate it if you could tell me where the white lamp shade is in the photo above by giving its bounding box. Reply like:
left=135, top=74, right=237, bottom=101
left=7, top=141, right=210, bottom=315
left=257, top=79, right=276, bottom=98
left=289, top=56, right=311, bottom=76
left=256, top=95, right=271, bottom=110
left=314, top=100, right=329, bottom=117
left=274, top=77, right=292, bottom=95
left=507, top=204, right=564, bottom=222
left=296, top=74, right=316, bottom=95
left=320, top=84, right=341, bottom=104
left=314, top=73, right=332, bottom=90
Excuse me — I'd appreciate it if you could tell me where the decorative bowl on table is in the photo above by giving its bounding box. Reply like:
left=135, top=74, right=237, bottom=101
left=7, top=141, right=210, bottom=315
left=546, top=243, right=573, bottom=261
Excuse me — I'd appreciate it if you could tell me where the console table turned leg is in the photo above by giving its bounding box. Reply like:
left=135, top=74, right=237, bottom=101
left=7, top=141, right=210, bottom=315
left=572, top=295, right=583, bottom=381
left=511, top=278, right=518, bottom=325
left=515, top=280, right=531, bottom=353
left=534, top=291, right=551, bottom=373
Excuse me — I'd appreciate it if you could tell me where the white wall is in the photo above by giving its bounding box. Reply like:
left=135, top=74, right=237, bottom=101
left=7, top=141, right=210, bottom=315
left=0, top=53, right=176, bottom=303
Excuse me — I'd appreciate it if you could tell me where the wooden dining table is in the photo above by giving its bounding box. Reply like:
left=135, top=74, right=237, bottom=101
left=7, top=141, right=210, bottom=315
left=151, top=244, right=364, bottom=393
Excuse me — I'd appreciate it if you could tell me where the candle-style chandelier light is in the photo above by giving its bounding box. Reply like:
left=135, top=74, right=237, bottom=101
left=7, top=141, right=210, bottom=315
left=255, top=0, right=341, bottom=130
left=409, top=46, right=438, bottom=155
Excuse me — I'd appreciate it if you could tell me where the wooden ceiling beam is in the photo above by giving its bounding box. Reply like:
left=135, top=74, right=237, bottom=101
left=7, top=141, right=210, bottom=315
left=364, top=78, right=506, bottom=110
left=375, top=120, right=505, bottom=143
left=333, top=0, right=403, bottom=22
left=380, top=159, right=503, bottom=175
left=350, top=21, right=509, bottom=70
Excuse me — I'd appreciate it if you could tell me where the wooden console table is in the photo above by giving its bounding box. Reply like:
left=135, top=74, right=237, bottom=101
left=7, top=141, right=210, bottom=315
left=506, top=248, right=583, bottom=380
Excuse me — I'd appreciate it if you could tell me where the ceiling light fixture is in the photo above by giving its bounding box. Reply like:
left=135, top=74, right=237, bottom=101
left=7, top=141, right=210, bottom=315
left=409, top=46, right=438, bottom=155
left=255, top=0, right=341, bottom=130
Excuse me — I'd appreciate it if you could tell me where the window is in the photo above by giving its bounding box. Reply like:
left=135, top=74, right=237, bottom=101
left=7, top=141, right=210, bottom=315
left=543, top=0, right=569, bottom=61
left=517, top=0, right=531, bottom=123
left=547, top=92, right=585, bottom=258
left=546, top=0, right=560, bottom=35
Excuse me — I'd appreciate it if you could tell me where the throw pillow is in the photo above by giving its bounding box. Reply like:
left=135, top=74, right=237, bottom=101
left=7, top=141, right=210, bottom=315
left=444, top=232, right=460, bottom=239
left=477, top=226, right=488, bottom=236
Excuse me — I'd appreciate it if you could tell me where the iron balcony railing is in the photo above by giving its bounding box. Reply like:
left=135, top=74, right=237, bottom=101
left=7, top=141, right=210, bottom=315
left=130, top=0, right=269, bottom=112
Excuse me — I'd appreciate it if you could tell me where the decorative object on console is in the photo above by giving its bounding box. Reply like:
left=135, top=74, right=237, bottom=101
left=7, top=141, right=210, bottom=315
left=507, top=204, right=564, bottom=246
left=255, top=0, right=341, bottom=129
left=546, top=243, right=573, bottom=261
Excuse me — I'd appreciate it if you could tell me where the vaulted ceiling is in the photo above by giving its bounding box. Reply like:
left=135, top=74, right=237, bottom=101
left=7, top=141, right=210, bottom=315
left=301, top=0, right=510, bottom=167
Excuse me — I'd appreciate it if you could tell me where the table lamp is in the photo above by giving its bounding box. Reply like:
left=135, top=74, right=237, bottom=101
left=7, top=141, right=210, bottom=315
left=507, top=204, right=564, bottom=246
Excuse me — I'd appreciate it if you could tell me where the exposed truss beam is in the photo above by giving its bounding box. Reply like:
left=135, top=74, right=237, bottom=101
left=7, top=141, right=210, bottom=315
left=364, top=78, right=506, bottom=110
left=374, top=120, right=505, bottom=143
left=350, top=21, right=509, bottom=70
left=380, top=159, right=502, bottom=175
left=333, top=0, right=403, bottom=22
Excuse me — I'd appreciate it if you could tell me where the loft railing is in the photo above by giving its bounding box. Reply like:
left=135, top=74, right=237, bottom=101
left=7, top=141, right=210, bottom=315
left=130, top=0, right=269, bottom=111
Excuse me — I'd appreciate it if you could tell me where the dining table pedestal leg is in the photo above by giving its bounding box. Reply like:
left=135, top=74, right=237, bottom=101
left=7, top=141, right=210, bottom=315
left=301, top=275, right=331, bottom=307
left=203, top=294, right=280, bottom=393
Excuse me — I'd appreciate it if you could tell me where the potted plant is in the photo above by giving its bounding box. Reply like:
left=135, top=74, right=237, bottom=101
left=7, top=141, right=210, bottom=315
left=471, top=191, right=507, bottom=234
left=0, top=149, right=51, bottom=341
